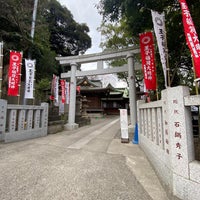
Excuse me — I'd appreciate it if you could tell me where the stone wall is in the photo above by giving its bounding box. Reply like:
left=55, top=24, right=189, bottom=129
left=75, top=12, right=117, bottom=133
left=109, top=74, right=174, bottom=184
left=138, top=86, right=200, bottom=200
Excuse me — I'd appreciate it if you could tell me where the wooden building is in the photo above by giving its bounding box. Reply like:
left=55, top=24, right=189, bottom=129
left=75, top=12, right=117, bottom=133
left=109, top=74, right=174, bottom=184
left=77, top=76, right=130, bottom=116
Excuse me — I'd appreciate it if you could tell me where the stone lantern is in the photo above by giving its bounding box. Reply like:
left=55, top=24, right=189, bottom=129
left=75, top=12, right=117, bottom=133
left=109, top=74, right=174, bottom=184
left=81, top=96, right=89, bottom=118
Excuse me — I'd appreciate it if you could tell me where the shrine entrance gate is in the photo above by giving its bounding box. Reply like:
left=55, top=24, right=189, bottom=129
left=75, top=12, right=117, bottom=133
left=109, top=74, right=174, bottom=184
left=56, top=47, right=140, bottom=130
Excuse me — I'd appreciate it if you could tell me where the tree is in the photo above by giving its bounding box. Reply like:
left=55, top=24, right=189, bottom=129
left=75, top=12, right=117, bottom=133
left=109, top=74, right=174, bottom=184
left=0, top=0, right=92, bottom=69
left=44, top=0, right=91, bottom=56
left=0, top=0, right=92, bottom=99
left=97, top=0, right=200, bottom=91
left=98, top=18, right=142, bottom=88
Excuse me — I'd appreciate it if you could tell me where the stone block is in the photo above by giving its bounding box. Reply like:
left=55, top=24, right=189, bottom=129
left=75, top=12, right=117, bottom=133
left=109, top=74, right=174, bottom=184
left=189, top=161, right=200, bottom=184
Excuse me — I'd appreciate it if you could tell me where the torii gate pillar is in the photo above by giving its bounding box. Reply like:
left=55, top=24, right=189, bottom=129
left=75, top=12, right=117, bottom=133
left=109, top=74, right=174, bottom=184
left=65, top=62, right=79, bottom=130
left=56, top=47, right=140, bottom=131
left=127, top=53, right=137, bottom=129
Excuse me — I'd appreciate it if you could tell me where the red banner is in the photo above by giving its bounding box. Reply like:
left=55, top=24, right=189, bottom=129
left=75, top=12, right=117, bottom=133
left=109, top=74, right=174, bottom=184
left=60, top=79, right=66, bottom=103
left=139, top=32, right=157, bottom=90
left=76, top=86, right=81, bottom=94
left=179, top=0, right=200, bottom=78
left=8, top=51, right=22, bottom=96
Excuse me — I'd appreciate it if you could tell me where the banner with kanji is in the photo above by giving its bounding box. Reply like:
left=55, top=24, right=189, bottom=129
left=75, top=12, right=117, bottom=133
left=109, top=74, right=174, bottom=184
left=151, top=10, right=168, bottom=87
left=179, top=0, right=200, bottom=78
left=8, top=51, right=22, bottom=96
left=60, top=79, right=66, bottom=103
left=24, top=59, right=35, bottom=99
left=50, top=74, right=59, bottom=103
left=139, top=32, right=157, bottom=90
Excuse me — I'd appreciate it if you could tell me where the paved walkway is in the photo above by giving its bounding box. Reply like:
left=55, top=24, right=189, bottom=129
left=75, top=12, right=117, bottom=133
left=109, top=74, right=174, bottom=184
left=0, top=116, right=175, bottom=200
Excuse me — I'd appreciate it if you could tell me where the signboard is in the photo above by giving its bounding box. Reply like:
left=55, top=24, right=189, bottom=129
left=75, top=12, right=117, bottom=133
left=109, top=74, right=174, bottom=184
left=119, top=109, right=129, bottom=142
left=25, top=59, right=35, bottom=99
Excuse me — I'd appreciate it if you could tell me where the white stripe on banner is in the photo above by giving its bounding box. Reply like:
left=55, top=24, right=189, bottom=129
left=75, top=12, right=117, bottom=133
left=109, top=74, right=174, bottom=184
left=151, top=10, right=167, bottom=88
left=25, top=59, right=35, bottom=99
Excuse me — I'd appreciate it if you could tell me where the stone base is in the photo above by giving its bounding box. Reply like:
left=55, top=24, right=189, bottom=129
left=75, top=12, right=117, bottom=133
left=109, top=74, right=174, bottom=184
left=48, top=120, right=64, bottom=134
left=121, top=138, right=129, bottom=143
left=128, top=124, right=134, bottom=133
left=64, top=123, right=79, bottom=131
left=3, top=129, right=47, bottom=143
left=75, top=115, right=91, bottom=127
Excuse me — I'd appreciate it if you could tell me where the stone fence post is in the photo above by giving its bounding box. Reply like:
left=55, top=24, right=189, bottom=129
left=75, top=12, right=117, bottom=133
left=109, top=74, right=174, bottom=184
left=41, top=102, right=49, bottom=135
left=0, top=99, right=7, bottom=141
left=162, top=86, right=195, bottom=193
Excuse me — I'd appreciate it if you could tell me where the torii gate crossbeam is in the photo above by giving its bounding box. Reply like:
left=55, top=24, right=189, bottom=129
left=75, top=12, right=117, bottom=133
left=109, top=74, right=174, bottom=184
left=61, top=65, right=129, bottom=78
left=57, top=47, right=139, bottom=65
left=56, top=47, right=140, bottom=131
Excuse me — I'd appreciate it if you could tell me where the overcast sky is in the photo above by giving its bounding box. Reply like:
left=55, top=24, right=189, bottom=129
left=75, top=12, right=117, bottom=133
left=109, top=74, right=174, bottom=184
left=58, top=0, right=102, bottom=54
left=57, top=0, right=127, bottom=88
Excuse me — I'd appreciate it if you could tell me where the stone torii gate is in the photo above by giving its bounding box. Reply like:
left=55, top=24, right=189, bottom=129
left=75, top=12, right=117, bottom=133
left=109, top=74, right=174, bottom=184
left=56, top=47, right=140, bottom=130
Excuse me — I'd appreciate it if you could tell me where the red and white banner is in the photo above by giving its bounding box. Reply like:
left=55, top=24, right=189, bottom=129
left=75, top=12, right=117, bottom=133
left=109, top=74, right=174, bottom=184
left=24, top=59, right=35, bottom=99
left=66, top=82, right=70, bottom=104
left=50, top=74, right=59, bottom=103
left=8, top=51, right=22, bottom=96
left=179, top=0, right=200, bottom=78
left=139, top=32, right=157, bottom=90
left=60, top=79, right=66, bottom=103
left=151, top=10, right=168, bottom=87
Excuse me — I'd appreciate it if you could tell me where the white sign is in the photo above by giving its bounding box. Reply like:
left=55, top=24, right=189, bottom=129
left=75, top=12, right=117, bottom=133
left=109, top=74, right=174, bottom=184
left=25, top=59, right=35, bottom=99
left=119, top=109, right=129, bottom=139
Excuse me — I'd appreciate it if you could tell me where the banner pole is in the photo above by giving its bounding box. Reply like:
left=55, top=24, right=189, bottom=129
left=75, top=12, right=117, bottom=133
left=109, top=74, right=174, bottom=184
left=18, top=52, right=23, bottom=105
left=153, top=37, right=159, bottom=100
left=33, top=65, right=36, bottom=105
left=0, top=42, right=3, bottom=99
left=165, top=47, right=171, bottom=87
left=163, top=14, right=171, bottom=87
left=192, top=56, right=199, bottom=95
left=33, top=77, right=35, bottom=105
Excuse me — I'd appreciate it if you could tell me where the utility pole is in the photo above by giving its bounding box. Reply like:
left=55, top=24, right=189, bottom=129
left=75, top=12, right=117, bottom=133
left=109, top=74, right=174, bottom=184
left=24, top=0, right=38, bottom=105
left=31, top=0, right=39, bottom=43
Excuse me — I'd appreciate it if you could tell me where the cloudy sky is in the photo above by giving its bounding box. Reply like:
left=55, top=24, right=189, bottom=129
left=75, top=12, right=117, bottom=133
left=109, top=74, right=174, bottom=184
left=57, top=0, right=127, bottom=88
left=58, top=0, right=102, bottom=54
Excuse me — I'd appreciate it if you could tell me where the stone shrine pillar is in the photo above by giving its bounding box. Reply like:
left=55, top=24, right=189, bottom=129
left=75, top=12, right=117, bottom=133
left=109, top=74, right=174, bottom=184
left=127, top=53, right=137, bottom=129
left=163, top=87, right=195, bottom=184
left=65, top=62, right=79, bottom=130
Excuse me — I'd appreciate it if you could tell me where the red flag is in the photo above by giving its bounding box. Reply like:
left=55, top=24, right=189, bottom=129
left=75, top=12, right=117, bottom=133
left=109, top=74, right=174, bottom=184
left=60, top=79, right=66, bottom=103
left=76, top=86, right=81, bottom=94
left=179, top=0, right=200, bottom=78
left=8, top=51, right=22, bottom=96
left=139, top=32, right=157, bottom=90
